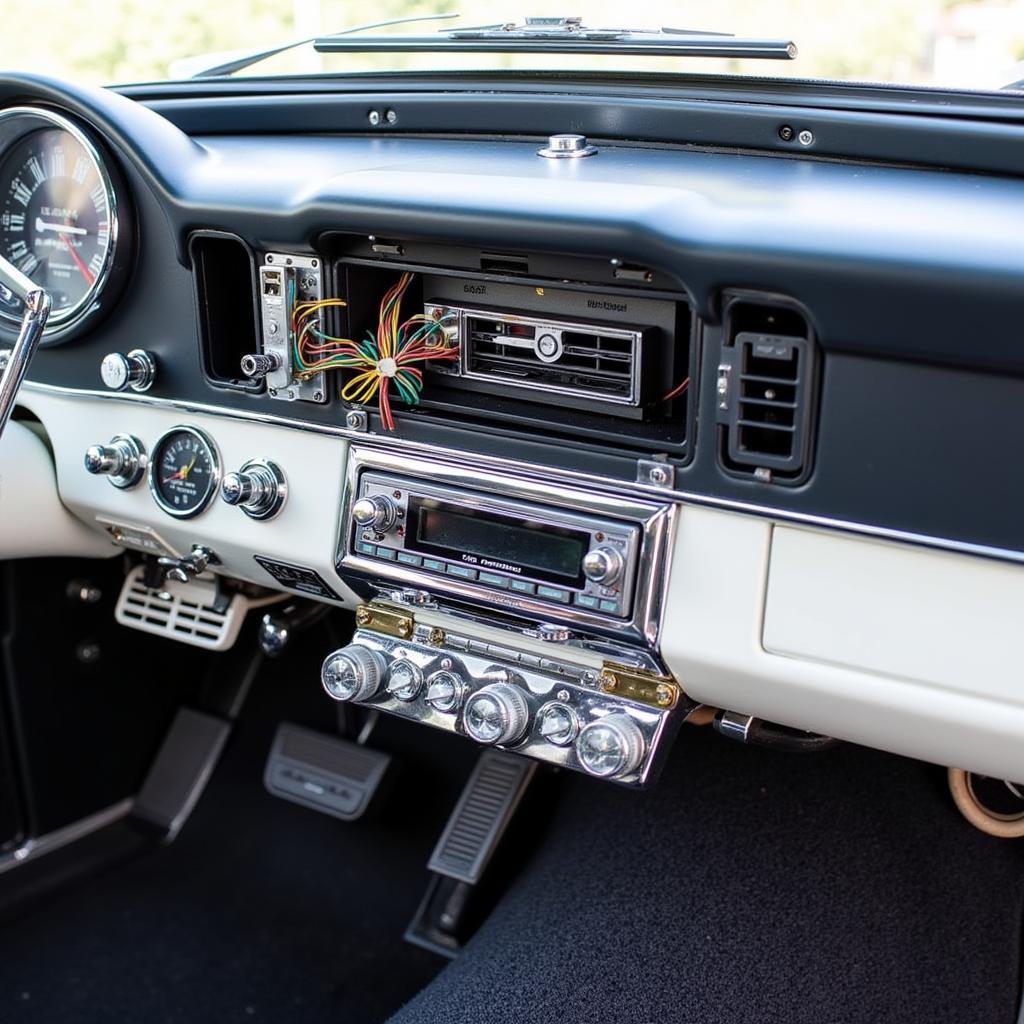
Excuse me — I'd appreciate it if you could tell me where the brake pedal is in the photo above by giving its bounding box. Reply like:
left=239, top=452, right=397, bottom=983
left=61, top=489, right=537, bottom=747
left=264, top=722, right=391, bottom=822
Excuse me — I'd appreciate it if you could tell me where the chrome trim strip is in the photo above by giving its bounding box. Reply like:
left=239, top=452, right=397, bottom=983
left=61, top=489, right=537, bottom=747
left=0, top=797, right=133, bottom=876
left=20, top=379, right=1024, bottom=567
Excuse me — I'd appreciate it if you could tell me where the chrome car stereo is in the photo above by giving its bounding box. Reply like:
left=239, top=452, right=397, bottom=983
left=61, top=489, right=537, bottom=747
left=338, top=448, right=676, bottom=647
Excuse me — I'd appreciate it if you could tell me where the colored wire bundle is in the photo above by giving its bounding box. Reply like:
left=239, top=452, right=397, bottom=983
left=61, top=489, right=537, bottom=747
left=289, top=272, right=458, bottom=430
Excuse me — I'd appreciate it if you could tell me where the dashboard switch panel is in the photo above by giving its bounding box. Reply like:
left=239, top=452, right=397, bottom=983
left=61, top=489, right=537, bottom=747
left=259, top=253, right=326, bottom=403
left=318, top=613, right=685, bottom=787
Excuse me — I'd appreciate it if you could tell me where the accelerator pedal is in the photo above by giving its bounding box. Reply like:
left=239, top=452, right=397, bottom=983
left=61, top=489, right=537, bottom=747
left=407, top=750, right=536, bottom=957
left=264, top=722, right=391, bottom=822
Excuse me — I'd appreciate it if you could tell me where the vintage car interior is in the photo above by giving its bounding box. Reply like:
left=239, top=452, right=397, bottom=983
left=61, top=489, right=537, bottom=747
left=0, top=15, right=1022, bottom=1022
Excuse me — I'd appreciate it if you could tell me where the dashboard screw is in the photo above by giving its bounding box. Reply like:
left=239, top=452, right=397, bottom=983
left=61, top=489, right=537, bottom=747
left=356, top=606, right=372, bottom=626
left=368, top=110, right=381, bottom=126
left=385, top=109, right=397, bottom=125
left=312, top=390, right=324, bottom=402
left=428, top=627, right=446, bottom=646
left=345, top=409, right=368, bottom=431
left=557, top=689, right=571, bottom=702
left=778, top=124, right=794, bottom=142
left=598, top=672, right=618, bottom=693
left=798, top=129, right=814, bottom=146
left=648, top=465, right=669, bottom=486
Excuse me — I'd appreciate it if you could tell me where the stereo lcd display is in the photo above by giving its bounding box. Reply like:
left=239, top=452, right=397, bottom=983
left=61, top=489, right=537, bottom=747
left=410, top=499, right=587, bottom=585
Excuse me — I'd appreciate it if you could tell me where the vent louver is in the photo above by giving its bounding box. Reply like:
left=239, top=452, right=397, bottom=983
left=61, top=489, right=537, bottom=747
left=717, top=297, right=817, bottom=484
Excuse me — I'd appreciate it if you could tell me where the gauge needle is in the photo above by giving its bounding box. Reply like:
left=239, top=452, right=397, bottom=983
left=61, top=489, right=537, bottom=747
left=163, top=456, right=197, bottom=484
left=57, top=233, right=94, bottom=286
left=35, top=216, right=87, bottom=236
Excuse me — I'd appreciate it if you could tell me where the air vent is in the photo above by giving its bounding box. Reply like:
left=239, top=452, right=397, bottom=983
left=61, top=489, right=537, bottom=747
left=717, top=297, right=817, bottom=484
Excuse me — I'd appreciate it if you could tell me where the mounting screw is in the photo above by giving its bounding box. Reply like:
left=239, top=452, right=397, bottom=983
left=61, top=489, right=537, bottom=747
left=312, top=390, right=324, bottom=402
left=648, top=466, right=670, bottom=486
left=598, top=671, right=619, bottom=693
left=268, top=387, right=278, bottom=398
left=556, top=688, right=571, bottom=702
left=778, top=124, right=794, bottom=142
left=428, top=627, right=446, bottom=646
left=368, top=110, right=381, bottom=126
left=655, top=683, right=676, bottom=708
left=345, top=409, right=368, bottom=431
left=385, top=109, right=397, bottom=125
left=355, top=606, right=372, bottom=627
left=798, top=129, right=814, bottom=147
left=396, top=618, right=414, bottom=639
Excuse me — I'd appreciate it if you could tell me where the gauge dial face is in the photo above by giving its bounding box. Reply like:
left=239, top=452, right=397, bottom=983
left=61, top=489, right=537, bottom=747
left=150, top=428, right=220, bottom=519
left=0, top=126, right=114, bottom=323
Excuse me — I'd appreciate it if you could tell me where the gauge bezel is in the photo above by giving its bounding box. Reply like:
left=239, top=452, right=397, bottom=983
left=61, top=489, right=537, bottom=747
left=0, top=105, right=133, bottom=345
left=148, top=425, right=222, bottom=520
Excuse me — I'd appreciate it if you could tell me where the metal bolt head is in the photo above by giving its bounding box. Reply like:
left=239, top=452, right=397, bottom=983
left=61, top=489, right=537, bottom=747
left=648, top=465, right=669, bottom=486
left=368, top=110, right=381, bottom=126
left=798, top=129, right=814, bottom=147
left=599, top=672, right=618, bottom=693
left=428, top=627, right=446, bottom=646
left=345, top=409, right=367, bottom=431
left=397, top=618, right=414, bottom=639
left=556, top=688, right=571, bottom=702
left=385, top=109, right=397, bottom=124
left=778, top=124, right=794, bottom=142
left=655, top=683, right=677, bottom=708
left=312, top=391, right=324, bottom=402
left=355, top=606, right=372, bottom=627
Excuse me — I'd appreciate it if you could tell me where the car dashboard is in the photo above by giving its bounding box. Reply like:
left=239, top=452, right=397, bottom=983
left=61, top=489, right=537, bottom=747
left=2, top=69, right=1023, bottom=790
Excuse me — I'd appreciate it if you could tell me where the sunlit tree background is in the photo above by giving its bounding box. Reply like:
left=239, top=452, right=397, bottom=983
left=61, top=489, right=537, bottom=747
left=0, top=0, right=1021, bottom=90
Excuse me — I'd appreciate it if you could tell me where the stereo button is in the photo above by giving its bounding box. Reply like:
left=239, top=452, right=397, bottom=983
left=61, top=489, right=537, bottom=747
left=375, top=547, right=397, bottom=561
left=599, top=599, right=622, bottom=615
left=537, top=585, right=570, bottom=604
left=397, top=552, right=422, bottom=567
left=478, top=571, right=510, bottom=589
left=510, top=579, right=535, bottom=595
left=423, top=558, right=446, bottom=573
left=356, top=542, right=376, bottom=556
left=574, top=593, right=600, bottom=610
left=446, top=564, right=477, bottom=580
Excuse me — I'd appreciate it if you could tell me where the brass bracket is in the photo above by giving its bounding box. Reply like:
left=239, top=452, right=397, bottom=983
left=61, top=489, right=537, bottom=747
left=354, top=602, right=415, bottom=640
left=598, top=662, right=680, bottom=710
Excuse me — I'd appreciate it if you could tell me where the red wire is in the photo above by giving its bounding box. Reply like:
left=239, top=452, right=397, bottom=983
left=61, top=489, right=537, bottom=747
left=662, top=377, right=690, bottom=402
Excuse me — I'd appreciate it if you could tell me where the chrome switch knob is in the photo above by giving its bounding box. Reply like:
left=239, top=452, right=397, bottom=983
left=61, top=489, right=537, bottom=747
left=582, top=545, right=624, bottom=586
left=575, top=713, right=646, bottom=779
left=100, top=349, right=156, bottom=392
left=220, top=459, right=287, bottom=520
left=83, top=434, right=145, bottom=489
left=385, top=658, right=423, bottom=702
left=463, top=682, right=530, bottom=746
left=352, top=494, right=398, bottom=531
left=425, top=669, right=466, bottom=714
left=321, top=645, right=387, bottom=703
left=240, top=352, right=280, bottom=381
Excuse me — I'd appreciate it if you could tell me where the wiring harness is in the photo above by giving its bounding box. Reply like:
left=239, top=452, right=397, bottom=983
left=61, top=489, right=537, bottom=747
left=290, top=272, right=457, bottom=430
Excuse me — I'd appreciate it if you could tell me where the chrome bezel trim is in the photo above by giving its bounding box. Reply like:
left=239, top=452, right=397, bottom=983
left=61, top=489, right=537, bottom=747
left=0, top=106, right=122, bottom=341
left=147, top=424, right=222, bottom=520
left=19, top=381, right=1024, bottom=569
left=106, top=432, right=146, bottom=489
left=340, top=446, right=675, bottom=648
left=232, top=458, right=288, bottom=521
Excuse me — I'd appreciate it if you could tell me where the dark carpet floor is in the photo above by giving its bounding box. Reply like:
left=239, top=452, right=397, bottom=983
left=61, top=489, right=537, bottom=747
left=389, top=726, right=1024, bottom=1024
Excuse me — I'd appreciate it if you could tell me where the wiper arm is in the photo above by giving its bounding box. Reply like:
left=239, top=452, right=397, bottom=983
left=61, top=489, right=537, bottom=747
left=314, top=16, right=797, bottom=61
left=190, top=12, right=460, bottom=78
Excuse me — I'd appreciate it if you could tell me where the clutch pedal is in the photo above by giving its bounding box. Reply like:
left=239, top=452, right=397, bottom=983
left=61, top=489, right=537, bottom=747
left=264, top=722, right=391, bottom=822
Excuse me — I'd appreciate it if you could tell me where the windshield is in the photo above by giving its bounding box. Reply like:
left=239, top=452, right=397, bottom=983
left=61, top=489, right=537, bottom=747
left=0, top=0, right=1021, bottom=94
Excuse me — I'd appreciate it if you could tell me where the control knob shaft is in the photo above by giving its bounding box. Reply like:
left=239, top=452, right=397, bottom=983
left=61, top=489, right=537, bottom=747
left=352, top=494, right=398, bottom=532
left=100, top=349, right=156, bottom=392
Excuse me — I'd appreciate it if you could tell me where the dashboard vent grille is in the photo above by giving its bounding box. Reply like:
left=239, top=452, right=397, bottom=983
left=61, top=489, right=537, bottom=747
left=717, top=298, right=817, bottom=484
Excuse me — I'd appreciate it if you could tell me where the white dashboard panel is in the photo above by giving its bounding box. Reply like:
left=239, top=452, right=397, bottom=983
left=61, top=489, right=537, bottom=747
left=0, top=418, right=114, bottom=560
left=662, top=507, right=1024, bottom=781
left=19, top=390, right=360, bottom=605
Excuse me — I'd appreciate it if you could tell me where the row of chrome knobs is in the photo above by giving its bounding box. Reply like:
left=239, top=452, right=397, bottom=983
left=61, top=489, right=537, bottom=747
left=320, top=644, right=646, bottom=779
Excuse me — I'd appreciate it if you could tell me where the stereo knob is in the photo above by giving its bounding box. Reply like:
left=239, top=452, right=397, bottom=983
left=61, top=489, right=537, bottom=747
left=221, top=459, right=287, bottom=520
left=83, top=434, right=145, bottom=489
left=537, top=701, right=580, bottom=747
left=321, top=645, right=387, bottom=703
left=352, top=494, right=398, bottom=531
left=575, top=713, right=646, bottom=779
left=463, top=682, right=530, bottom=746
left=425, top=669, right=466, bottom=714
left=582, top=545, right=624, bottom=586
left=100, top=349, right=156, bottom=392
left=240, top=352, right=281, bottom=381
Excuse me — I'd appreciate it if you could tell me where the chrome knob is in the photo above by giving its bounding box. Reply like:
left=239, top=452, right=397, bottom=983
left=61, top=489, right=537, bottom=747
left=538, top=133, right=597, bottom=159
left=240, top=352, right=280, bottom=380
left=425, top=669, right=465, bottom=714
left=352, top=494, right=398, bottom=531
left=537, top=701, right=580, bottom=747
left=463, top=682, right=530, bottom=746
left=83, top=434, right=145, bottom=489
left=100, top=349, right=156, bottom=392
left=385, top=658, right=423, bottom=702
left=220, top=459, right=287, bottom=520
left=575, top=713, right=646, bottom=779
left=321, top=645, right=387, bottom=703
left=582, top=545, right=624, bottom=586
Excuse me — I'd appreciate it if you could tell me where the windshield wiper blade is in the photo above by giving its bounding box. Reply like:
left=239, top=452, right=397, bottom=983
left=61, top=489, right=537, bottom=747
left=189, top=12, right=460, bottom=78
left=314, top=16, right=797, bottom=61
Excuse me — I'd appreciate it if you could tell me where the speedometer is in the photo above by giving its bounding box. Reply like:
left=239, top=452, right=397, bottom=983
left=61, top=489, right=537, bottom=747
left=149, top=427, right=221, bottom=519
left=0, top=106, right=131, bottom=343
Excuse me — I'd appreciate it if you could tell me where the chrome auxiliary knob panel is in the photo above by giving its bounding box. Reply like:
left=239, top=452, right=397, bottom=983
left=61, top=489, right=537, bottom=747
left=100, top=349, right=156, bottom=392
left=463, top=682, right=530, bottom=746
left=581, top=545, right=624, bottom=586
left=83, top=434, right=146, bottom=489
left=220, top=459, right=287, bottom=520
left=351, top=494, right=398, bottom=531
left=321, top=645, right=387, bottom=703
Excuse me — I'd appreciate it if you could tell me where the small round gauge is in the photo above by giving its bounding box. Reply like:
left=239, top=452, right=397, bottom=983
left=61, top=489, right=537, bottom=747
left=0, top=106, right=131, bottom=343
left=149, top=427, right=220, bottom=519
